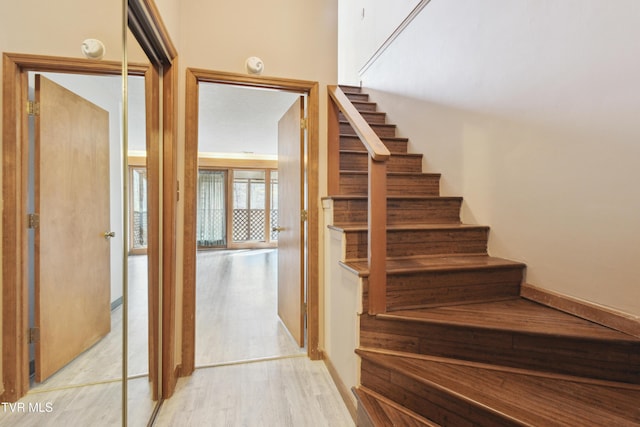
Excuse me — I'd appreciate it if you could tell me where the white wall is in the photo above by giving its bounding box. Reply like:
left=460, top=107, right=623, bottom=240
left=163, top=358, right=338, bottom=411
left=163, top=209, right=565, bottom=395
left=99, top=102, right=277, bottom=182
left=342, top=0, right=640, bottom=316
left=338, top=0, right=421, bottom=85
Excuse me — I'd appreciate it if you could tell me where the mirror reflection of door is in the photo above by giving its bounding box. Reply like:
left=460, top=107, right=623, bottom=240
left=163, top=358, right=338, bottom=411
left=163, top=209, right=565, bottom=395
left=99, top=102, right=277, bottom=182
left=33, top=75, right=112, bottom=383
left=24, top=73, right=152, bottom=419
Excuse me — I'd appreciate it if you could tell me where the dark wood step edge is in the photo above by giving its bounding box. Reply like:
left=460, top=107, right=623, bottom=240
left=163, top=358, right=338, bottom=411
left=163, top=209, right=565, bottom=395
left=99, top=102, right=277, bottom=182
left=339, top=254, right=522, bottom=277
left=522, top=283, right=640, bottom=338
left=323, top=195, right=462, bottom=202
left=356, top=347, right=640, bottom=392
left=339, top=169, right=440, bottom=176
left=353, top=386, right=440, bottom=427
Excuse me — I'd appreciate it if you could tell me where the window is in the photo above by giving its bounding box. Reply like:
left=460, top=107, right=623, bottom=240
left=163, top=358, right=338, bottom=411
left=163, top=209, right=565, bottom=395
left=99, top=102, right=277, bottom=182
left=196, top=168, right=277, bottom=248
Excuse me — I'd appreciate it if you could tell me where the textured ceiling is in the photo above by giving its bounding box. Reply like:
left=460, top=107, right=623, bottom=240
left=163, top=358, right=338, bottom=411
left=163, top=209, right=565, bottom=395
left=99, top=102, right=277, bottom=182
left=36, top=73, right=300, bottom=157
left=198, top=82, right=300, bottom=155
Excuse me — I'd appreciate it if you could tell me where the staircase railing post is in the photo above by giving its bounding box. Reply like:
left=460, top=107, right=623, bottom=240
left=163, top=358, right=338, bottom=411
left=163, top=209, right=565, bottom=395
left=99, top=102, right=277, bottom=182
left=368, top=157, right=387, bottom=314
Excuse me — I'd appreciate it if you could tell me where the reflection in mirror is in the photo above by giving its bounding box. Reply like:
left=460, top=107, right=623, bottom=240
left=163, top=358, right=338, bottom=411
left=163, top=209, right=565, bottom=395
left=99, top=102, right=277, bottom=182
left=20, top=71, right=152, bottom=426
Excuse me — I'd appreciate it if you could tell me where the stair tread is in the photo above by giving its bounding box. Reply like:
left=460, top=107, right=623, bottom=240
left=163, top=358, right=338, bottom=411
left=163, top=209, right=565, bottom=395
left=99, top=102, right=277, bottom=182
left=380, top=298, right=640, bottom=342
left=340, top=149, right=422, bottom=157
left=340, top=170, right=440, bottom=176
left=344, top=254, right=525, bottom=275
left=330, top=223, right=488, bottom=232
left=339, top=118, right=398, bottom=127
left=341, top=134, right=409, bottom=142
left=355, top=386, right=439, bottom=427
left=325, top=195, right=461, bottom=201
left=359, top=349, right=640, bottom=426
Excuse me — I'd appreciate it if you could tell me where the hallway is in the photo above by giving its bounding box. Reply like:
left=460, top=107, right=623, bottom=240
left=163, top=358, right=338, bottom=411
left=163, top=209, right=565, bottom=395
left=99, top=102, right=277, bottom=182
left=0, top=250, right=352, bottom=426
left=154, top=249, right=353, bottom=426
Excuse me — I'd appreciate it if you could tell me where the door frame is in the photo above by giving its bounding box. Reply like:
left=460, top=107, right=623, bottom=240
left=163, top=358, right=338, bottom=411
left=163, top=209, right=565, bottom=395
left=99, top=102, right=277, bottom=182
left=1, top=53, right=159, bottom=402
left=181, top=69, right=321, bottom=375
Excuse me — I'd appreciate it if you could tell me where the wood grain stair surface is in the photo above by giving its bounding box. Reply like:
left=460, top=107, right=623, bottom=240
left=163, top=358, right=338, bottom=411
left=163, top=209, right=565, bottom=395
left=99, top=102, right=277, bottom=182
left=331, top=223, right=490, bottom=259
left=360, top=298, right=640, bottom=384
left=340, top=150, right=423, bottom=173
left=340, top=134, right=409, bottom=153
left=340, top=120, right=397, bottom=138
left=378, top=298, right=639, bottom=341
left=358, top=349, right=640, bottom=427
left=339, top=110, right=387, bottom=124
left=338, top=171, right=441, bottom=196
left=329, top=195, right=462, bottom=225
left=354, top=386, right=439, bottom=427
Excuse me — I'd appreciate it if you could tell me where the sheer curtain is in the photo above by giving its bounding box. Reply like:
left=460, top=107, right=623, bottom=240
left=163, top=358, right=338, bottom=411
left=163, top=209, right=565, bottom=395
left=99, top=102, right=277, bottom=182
left=197, top=170, right=226, bottom=247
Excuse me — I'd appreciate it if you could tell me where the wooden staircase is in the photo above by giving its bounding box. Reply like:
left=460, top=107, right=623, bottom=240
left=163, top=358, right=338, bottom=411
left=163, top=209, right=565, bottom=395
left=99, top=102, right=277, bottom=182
left=325, top=85, right=640, bottom=426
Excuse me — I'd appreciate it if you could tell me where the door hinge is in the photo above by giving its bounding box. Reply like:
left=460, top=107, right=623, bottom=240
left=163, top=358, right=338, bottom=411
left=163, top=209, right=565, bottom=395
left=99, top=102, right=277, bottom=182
left=300, top=118, right=308, bottom=130
left=28, top=213, right=40, bottom=229
left=28, top=327, right=40, bottom=344
left=300, top=209, right=308, bottom=222
left=27, top=101, right=40, bottom=116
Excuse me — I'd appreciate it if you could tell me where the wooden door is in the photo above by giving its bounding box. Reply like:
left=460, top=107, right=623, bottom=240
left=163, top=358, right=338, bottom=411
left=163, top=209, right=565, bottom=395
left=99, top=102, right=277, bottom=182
left=34, top=75, right=112, bottom=382
left=277, top=97, right=305, bottom=347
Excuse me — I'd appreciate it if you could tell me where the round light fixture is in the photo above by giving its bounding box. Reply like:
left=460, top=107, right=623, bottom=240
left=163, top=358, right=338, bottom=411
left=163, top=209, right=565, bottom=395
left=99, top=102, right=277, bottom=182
left=81, top=39, right=106, bottom=60
left=245, top=56, right=264, bottom=75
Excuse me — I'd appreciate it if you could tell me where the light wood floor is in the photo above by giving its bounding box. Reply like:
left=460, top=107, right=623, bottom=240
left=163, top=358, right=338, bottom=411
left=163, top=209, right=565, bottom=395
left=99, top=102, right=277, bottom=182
left=0, top=255, right=154, bottom=426
left=1, top=250, right=354, bottom=426
left=195, top=249, right=305, bottom=366
left=152, top=249, right=354, bottom=426
left=153, top=356, right=354, bottom=426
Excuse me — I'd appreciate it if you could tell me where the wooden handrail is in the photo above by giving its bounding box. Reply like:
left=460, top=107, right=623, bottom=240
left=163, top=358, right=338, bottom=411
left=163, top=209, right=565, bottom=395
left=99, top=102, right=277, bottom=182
left=328, top=85, right=388, bottom=315
left=328, top=86, right=390, bottom=161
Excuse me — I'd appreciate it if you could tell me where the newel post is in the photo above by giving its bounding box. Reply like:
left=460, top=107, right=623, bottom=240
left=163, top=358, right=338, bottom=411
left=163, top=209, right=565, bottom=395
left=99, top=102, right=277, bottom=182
left=368, top=157, right=387, bottom=314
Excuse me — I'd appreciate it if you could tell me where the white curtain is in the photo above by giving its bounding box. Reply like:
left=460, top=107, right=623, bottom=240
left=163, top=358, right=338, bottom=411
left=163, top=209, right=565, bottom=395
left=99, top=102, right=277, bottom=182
left=197, top=170, right=226, bottom=247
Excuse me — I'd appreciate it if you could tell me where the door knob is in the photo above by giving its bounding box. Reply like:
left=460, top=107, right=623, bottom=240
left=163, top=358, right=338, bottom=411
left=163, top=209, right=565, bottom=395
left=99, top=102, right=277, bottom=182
left=103, top=231, right=116, bottom=240
left=272, top=227, right=285, bottom=232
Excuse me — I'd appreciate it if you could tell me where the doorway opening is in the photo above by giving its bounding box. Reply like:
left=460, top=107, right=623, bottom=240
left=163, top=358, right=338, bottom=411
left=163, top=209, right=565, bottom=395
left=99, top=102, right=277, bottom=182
left=181, top=70, right=320, bottom=376
left=193, top=82, right=307, bottom=367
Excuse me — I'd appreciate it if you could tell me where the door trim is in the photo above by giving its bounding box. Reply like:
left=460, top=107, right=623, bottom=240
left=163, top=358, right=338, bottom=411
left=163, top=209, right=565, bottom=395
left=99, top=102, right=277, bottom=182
left=181, top=69, right=321, bottom=376
left=1, top=53, right=158, bottom=402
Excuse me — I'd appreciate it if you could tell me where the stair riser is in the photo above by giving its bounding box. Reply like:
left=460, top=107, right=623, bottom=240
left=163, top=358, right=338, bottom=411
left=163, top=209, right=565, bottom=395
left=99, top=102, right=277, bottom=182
left=344, top=92, right=370, bottom=102
left=360, top=358, right=517, bottom=426
left=332, top=198, right=462, bottom=225
left=339, top=173, right=440, bottom=196
left=340, top=135, right=408, bottom=153
left=344, top=228, right=488, bottom=259
left=352, top=101, right=378, bottom=112
left=340, top=122, right=396, bottom=138
left=341, top=152, right=423, bottom=173
left=339, top=111, right=386, bottom=124
left=360, top=316, right=640, bottom=384
left=338, top=85, right=362, bottom=94
left=361, top=268, right=523, bottom=312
